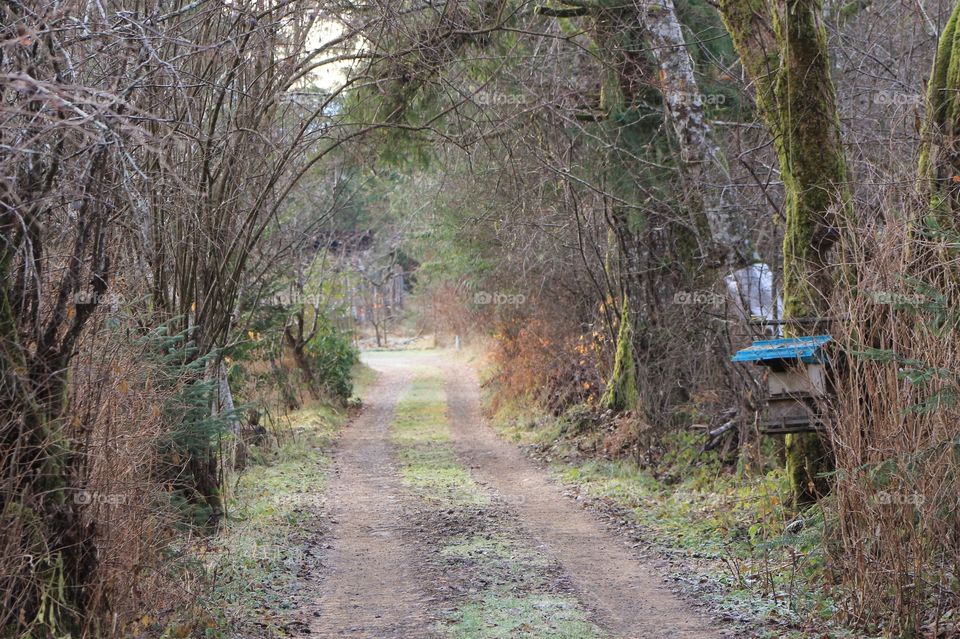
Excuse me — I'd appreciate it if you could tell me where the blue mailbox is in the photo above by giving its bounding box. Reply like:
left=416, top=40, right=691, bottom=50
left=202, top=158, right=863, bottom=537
left=732, top=336, right=833, bottom=434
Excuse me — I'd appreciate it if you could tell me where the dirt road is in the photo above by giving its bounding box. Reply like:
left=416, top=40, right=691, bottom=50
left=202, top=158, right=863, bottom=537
left=310, top=355, right=435, bottom=638
left=309, top=351, right=720, bottom=638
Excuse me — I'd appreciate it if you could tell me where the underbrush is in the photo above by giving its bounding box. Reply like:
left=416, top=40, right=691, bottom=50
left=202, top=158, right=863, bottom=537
left=486, top=317, right=604, bottom=416
left=489, top=397, right=849, bottom=638
left=155, top=405, right=344, bottom=638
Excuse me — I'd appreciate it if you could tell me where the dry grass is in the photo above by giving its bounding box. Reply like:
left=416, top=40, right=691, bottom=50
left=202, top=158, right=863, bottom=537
left=487, top=316, right=604, bottom=416
left=826, top=209, right=960, bottom=635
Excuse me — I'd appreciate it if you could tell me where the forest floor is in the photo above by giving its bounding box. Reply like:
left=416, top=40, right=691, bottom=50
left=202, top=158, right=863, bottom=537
left=302, top=349, right=730, bottom=639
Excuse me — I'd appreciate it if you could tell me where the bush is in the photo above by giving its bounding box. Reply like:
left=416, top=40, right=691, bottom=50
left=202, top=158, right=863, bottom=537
left=488, top=315, right=604, bottom=416
left=305, top=318, right=360, bottom=400
left=827, top=214, right=960, bottom=634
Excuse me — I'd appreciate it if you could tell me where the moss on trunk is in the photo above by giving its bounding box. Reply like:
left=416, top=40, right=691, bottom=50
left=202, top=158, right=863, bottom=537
left=601, top=296, right=640, bottom=412
left=721, top=0, right=851, bottom=507
left=774, top=0, right=852, bottom=318
left=919, top=0, right=960, bottom=232
left=785, top=430, right=831, bottom=505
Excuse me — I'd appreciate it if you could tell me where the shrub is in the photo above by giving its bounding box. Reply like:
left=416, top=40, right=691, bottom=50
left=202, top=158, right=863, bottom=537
left=305, top=318, right=360, bottom=400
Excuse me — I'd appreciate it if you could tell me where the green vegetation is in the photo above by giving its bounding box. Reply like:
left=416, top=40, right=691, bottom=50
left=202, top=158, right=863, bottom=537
left=920, top=0, right=960, bottom=228
left=439, top=534, right=551, bottom=578
left=303, top=318, right=361, bottom=400
left=446, top=592, right=600, bottom=639
left=158, top=406, right=343, bottom=638
left=492, top=401, right=840, bottom=634
left=438, top=531, right=575, bottom=633
left=391, top=375, right=487, bottom=505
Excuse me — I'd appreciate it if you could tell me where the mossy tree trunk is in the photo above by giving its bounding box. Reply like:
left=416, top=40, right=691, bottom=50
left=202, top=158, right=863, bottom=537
left=721, top=0, right=852, bottom=507
left=601, top=296, right=640, bottom=412
left=919, top=1, right=960, bottom=234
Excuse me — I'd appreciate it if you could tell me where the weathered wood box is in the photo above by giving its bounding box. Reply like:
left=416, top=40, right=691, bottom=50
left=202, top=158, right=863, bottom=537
left=731, top=336, right=833, bottom=435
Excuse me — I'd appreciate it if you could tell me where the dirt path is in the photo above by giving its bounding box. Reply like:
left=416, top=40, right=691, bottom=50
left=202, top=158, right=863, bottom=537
left=310, top=351, right=721, bottom=638
left=310, top=357, right=437, bottom=638
left=442, top=359, right=719, bottom=638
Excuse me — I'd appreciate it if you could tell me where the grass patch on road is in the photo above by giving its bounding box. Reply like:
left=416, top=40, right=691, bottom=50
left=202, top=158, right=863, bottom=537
left=447, top=592, right=600, bottom=639
left=439, top=532, right=553, bottom=590
left=433, top=526, right=603, bottom=639
left=392, top=375, right=487, bottom=505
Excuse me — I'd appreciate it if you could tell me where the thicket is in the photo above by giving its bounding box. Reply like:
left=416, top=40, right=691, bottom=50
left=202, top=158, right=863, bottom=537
left=0, top=0, right=366, bottom=635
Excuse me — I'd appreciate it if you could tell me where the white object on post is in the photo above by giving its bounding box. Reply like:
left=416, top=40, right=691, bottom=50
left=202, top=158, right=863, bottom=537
left=724, top=263, right=782, bottom=334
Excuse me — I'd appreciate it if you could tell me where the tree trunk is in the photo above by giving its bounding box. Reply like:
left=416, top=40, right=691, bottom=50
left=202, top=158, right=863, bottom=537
left=637, top=0, right=756, bottom=267
left=601, top=296, right=640, bottom=412
left=284, top=326, right=320, bottom=399
left=216, top=361, right=242, bottom=435
left=541, top=0, right=756, bottom=266
left=919, top=0, right=960, bottom=233
left=721, top=0, right=852, bottom=506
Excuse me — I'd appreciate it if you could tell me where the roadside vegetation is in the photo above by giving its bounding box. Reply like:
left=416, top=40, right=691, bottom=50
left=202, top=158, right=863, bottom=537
left=102, top=401, right=344, bottom=639
left=182, top=406, right=343, bottom=639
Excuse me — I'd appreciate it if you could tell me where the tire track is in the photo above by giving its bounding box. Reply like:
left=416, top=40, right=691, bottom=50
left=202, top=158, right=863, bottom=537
left=310, top=358, right=439, bottom=638
left=442, top=359, right=721, bottom=639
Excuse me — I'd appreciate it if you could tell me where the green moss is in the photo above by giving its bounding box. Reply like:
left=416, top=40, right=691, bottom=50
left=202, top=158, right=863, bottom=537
left=719, top=0, right=780, bottom=129
left=600, top=297, right=639, bottom=412
left=784, top=433, right=831, bottom=507
left=918, top=0, right=960, bottom=233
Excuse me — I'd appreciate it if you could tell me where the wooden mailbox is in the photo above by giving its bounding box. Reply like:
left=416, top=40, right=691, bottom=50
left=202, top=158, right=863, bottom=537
left=731, top=335, right=833, bottom=435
